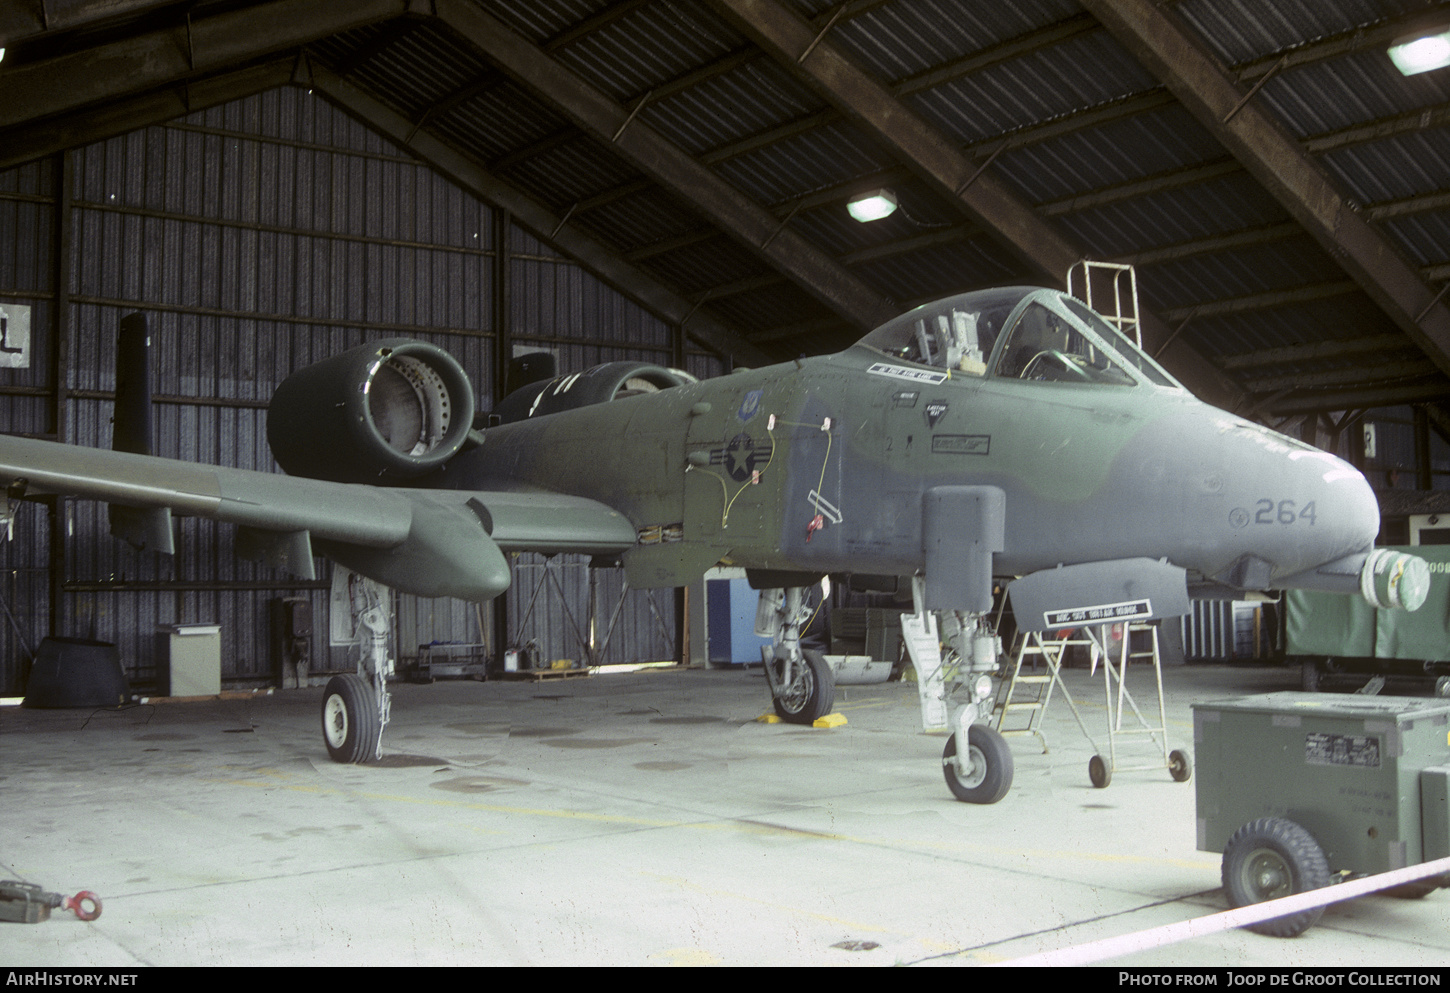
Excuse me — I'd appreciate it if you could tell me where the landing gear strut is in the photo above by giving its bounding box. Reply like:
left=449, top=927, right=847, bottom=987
left=320, top=570, right=392, bottom=763
left=756, top=586, right=835, bottom=724
left=900, top=577, right=1014, bottom=804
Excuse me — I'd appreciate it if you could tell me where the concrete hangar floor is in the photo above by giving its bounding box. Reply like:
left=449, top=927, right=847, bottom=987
left=1, top=662, right=1446, bottom=968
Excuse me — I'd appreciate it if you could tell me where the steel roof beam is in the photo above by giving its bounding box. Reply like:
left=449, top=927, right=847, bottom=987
left=0, top=58, right=297, bottom=170
left=890, top=13, right=1101, bottom=95
left=1113, top=222, right=1303, bottom=268
left=432, top=0, right=897, bottom=333
left=1039, top=159, right=1242, bottom=216
left=706, top=0, right=1238, bottom=407
left=1265, top=382, right=1450, bottom=416
left=624, top=230, right=720, bottom=264
left=1244, top=359, right=1439, bottom=393
left=1426, top=404, right=1450, bottom=446
left=1365, top=190, right=1450, bottom=222
left=838, top=226, right=977, bottom=266
left=565, top=15, right=1441, bottom=249
left=1220, top=333, right=1411, bottom=370
left=1161, top=282, right=1359, bottom=323
left=0, top=0, right=412, bottom=133
left=1081, top=0, right=1450, bottom=383
left=306, top=64, right=772, bottom=369
left=1231, top=4, right=1450, bottom=83
left=748, top=316, right=846, bottom=343
left=1305, top=103, right=1450, bottom=155
left=566, top=2, right=1443, bottom=245
left=0, top=0, right=181, bottom=48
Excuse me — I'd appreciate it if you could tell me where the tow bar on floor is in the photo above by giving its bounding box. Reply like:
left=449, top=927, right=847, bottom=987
left=0, top=881, right=102, bottom=923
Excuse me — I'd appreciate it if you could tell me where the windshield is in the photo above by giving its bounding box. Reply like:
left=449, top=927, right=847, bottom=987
left=994, top=301, right=1137, bottom=386
left=1059, top=296, right=1181, bottom=389
left=859, top=287, right=1184, bottom=390
left=858, top=287, right=1031, bottom=376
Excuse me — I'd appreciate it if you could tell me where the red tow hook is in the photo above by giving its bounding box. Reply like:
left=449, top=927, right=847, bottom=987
left=0, top=881, right=103, bottom=923
left=63, top=891, right=103, bottom=921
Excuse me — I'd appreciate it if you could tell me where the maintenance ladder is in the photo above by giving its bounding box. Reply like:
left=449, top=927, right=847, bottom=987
left=993, top=622, right=1191, bottom=787
left=992, top=629, right=1093, bottom=753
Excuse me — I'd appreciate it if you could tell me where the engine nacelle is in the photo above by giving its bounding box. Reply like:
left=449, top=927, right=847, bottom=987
left=491, top=361, right=694, bottom=424
left=268, top=339, right=475, bottom=484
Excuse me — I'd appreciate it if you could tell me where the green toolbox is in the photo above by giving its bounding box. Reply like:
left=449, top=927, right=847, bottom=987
left=1192, top=691, right=1450, bottom=936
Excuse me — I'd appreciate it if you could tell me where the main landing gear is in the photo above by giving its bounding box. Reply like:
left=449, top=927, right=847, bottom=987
left=755, top=586, right=836, bottom=724
left=321, top=571, right=392, bottom=763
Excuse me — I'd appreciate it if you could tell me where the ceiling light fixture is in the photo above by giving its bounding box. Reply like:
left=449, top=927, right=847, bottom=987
left=1389, top=27, right=1450, bottom=75
left=846, top=188, right=897, bottom=222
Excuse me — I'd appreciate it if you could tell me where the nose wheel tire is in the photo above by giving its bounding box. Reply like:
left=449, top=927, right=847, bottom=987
left=1222, top=817, right=1331, bottom=937
left=942, top=724, right=1014, bottom=804
left=771, top=649, right=835, bottom=724
left=322, top=674, right=381, bottom=764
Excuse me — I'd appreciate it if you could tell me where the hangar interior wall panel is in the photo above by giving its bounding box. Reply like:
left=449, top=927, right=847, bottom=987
left=505, top=557, right=678, bottom=668
left=0, top=85, right=704, bottom=695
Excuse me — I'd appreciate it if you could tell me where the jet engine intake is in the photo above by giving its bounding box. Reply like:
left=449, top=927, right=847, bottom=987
left=267, top=339, right=475, bottom=484
left=491, top=361, right=694, bottom=424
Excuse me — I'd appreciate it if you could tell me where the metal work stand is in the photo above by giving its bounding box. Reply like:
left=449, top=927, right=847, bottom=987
left=1081, top=622, right=1192, bottom=788
left=993, top=629, right=1095, bottom=754
left=994, top=623, right=1192, bottom=788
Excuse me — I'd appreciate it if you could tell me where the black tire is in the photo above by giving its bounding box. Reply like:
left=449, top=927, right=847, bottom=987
left=1386, top=875, right=1449, bottom=899
left=321, top=674, right=381, bottom=764
left=942, top=724, right=1014, bottom=804
left=771, top=648, right=835, bottom=724
left=1089, top=753, right=1111, bottom=788
left=1169, top=749, right=1193, bottom=783
left=1301, top=660, right=1320, bottom=693
left=1222, top=818, right=1331, bottom=937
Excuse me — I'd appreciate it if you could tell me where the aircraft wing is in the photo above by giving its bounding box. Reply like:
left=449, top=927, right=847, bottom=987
left=0, top=434, right=636, bottom=601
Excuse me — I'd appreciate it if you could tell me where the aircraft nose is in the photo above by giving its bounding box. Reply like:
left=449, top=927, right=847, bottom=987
left=1209, top=420, right=1379, bottom=583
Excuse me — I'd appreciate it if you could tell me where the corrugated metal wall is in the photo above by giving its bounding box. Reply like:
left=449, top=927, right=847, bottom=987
left=0, top=86, right=720, bottom=695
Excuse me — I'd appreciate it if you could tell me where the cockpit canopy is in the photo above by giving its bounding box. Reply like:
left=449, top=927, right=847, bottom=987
left=857, top=286, right=1181, bottom=389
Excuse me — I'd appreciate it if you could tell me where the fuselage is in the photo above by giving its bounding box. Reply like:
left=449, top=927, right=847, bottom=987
left=445, top=287, right=1379, bottom=600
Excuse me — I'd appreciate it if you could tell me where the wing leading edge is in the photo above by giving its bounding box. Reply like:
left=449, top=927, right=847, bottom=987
left=0, top=434, right=636, bottom=602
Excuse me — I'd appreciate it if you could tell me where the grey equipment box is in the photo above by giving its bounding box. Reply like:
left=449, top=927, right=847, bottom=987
left=1193, top=692, right=1450, bottom=874
left=159, top=624, right=222, bottom=697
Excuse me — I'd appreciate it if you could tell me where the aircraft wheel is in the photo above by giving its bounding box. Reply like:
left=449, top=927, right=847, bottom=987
left=1169, top=749, right=1193, bottom=783
left=1222, top=818, right=1331, bottom=937
left=942, top=724, right=1014, bottom=804
left=321, top=674, right=380, bottom=764
left=1089, top=753, right=1111, bottom=788
left=771, top=649, right=835, bottom=724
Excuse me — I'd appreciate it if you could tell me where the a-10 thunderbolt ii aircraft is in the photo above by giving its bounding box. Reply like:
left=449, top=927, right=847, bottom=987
left=0, top=284, right=1431, bottom=803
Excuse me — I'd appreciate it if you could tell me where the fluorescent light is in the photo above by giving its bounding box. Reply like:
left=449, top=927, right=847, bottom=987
left=846, top=188, right=897, bottom=222
left=1389, top=28, right=1450, bottom=75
